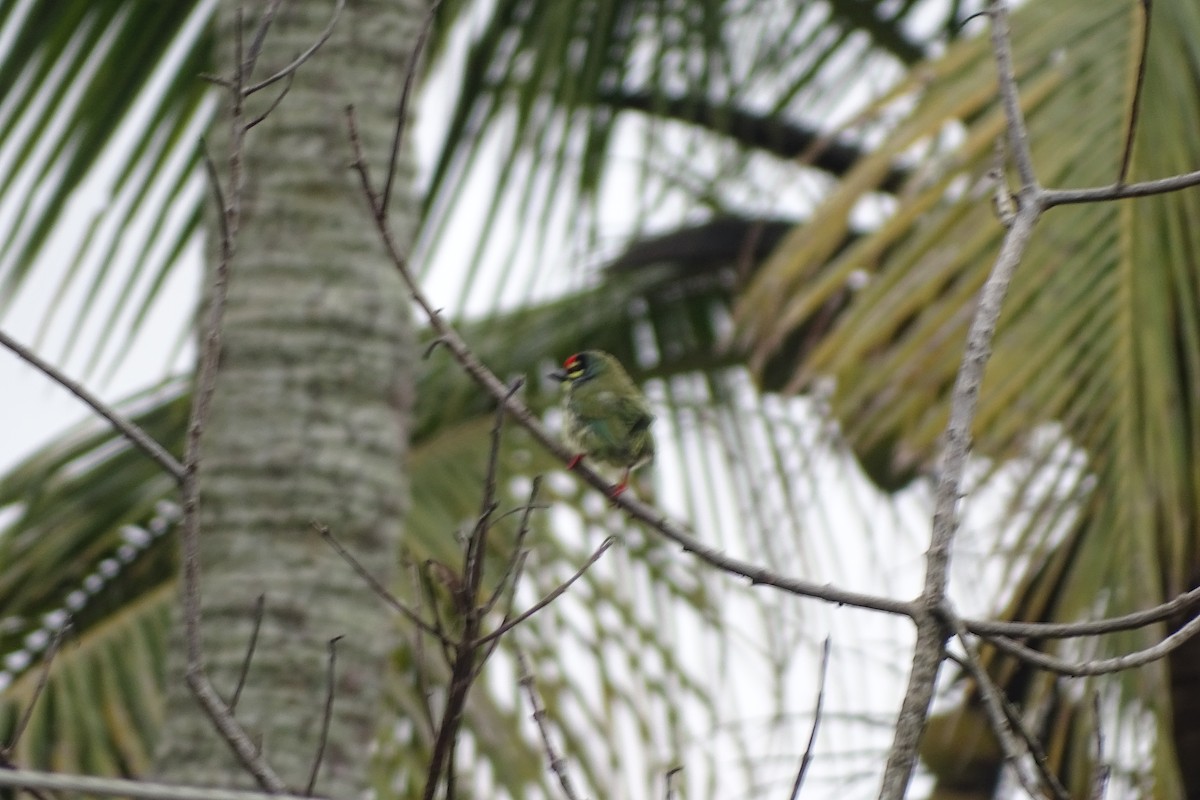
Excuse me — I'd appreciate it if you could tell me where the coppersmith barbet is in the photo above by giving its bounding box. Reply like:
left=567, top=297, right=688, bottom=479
left=549, top=351, right=655, bottom=498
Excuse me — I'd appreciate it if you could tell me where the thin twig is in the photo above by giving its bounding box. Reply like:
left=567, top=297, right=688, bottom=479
left=1042, top=168, right=1200, bottom=206
left=983, top=608, right=1200, bottom=676
left=0, top=329, right=184, bottom=482
left=963, top=584, right=1200, bottom=638
left=422, top=337, right=448, bottom=359
left=472, top=483, right=546, bottom=679
left=245, top=0, right=346, bottom=96
left=463, top=381, right=521, bottom=611
left=2, top=624, right=69, bottom=755
left=944, top=611, right=1070, bottom=800
left=1090, top=692, right=1110, bottom=800
left=474, top=536, right=616, bottom=647
left=787, top=636, right=830, bottom=800
left=472, top=549, right=528, bottom=680
left=408, top=559, right=439, bottom=738
left=939, top=651, right=1059, bottom=800
left=518, top=649, right=583, bottom=800
left=988, top=0, right=1038, bottom=191
left=230, top=595, right=266, bottom=713
left=422, top=625, right=479, bottom=800
left=306, top=636, right=342, bottom=796
left=382, top=0, right=443, bottom=215
left=316, top=523, right=452, bottom=645
left=246, top=72, right=294, bottom=131
left=420, top=560, right=460, bottom=665
left=1117, top=0, right=1152, bottom=185
left=185, top=674, right=286, bottom=792
left=665, top=767, right=683, bottom=800
left=482, top=476, right=543, bottom=615
left=244, top=0, right=286, bottom=80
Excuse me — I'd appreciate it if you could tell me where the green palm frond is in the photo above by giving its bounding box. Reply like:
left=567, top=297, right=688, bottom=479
left=0, top=1, right=212, bottom=377
left=735, top=0, right=1200, bottom=790
left=418, top=0, right=945, bottom=316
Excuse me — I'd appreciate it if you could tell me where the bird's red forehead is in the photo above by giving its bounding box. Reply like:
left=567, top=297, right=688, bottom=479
left=564, top=354, right=581, bottom=368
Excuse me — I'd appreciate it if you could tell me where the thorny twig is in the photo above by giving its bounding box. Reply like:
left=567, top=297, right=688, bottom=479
left=518, top=649, right=583, bottom=800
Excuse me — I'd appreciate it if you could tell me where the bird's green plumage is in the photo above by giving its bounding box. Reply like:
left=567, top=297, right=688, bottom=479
left=553, top=351, right=655, bottom=474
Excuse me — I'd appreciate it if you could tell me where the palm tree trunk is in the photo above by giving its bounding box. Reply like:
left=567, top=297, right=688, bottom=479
left=154, top=1, right=422, bottom=793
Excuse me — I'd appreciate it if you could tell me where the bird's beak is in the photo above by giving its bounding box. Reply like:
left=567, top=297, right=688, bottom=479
left=548, top=368, right=568, bottom=382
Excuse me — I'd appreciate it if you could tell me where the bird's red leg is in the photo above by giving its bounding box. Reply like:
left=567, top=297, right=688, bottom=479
left=609, top=468, right=631, bottom=499
left=566, top=454, right=584, bottom=470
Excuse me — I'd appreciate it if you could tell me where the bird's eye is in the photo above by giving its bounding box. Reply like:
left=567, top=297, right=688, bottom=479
left=565, top=354, right=586, bottom=379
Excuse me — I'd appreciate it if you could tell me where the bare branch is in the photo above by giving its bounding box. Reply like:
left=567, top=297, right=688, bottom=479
left=878, top=4, right=1047, bottom=794
left=879, top=200, right=1043, bottom=800
left=306, top=636, right=342, bottom=796
left=383, top=0, right=444, bottom=215
left=408, top=559, right=440, bottom=738
left=463, top=380, right=522, bottom=614
left=0, top=329, right=184, bottom=482
left=185, top=672, right=286, bottom=792
left=787, top=637, right=830, bottom=800
left=422, top=630, right=478, bottom=800
left=983, top=608, right=1200, bottom=676
left=244, top=0, right=287, bottom=80
left=518, top=649, right=584, bottom=800
left=245, top=0, right=346, bottom=96
left=0, top=755, right=53, bottom=800
left=316, top=523, right=453, bottom=646
left=665, top=767, right=683, bottom=800
left=1117, top=0, right=1152, bottom=185
left=246, top=72, right=295, bottom=131
left=963, top=584, right=1200, bottom=639
left=1042, top=168, right=1200, bottom=206
left=944, top=611, right=1070, bottom=800
left=175, top=41, right=288, bottom=793
left=474, top=536, right=616, bottom=647
left=987, top=0, right=1039, bottom=191
left=1090, top=692, right=1111, bottom=799
left=230, top=595, right=266, bottom=713
left=482, top=476, right=542, bottom=616
left=2, top=623, right=69, bottom=755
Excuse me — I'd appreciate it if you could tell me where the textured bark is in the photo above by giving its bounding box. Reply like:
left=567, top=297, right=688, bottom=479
left=155, top=0, right=422, bottom=794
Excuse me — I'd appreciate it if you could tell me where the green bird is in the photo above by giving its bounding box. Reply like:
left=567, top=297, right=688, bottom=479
left=549, top=351, right=655, bottom=498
